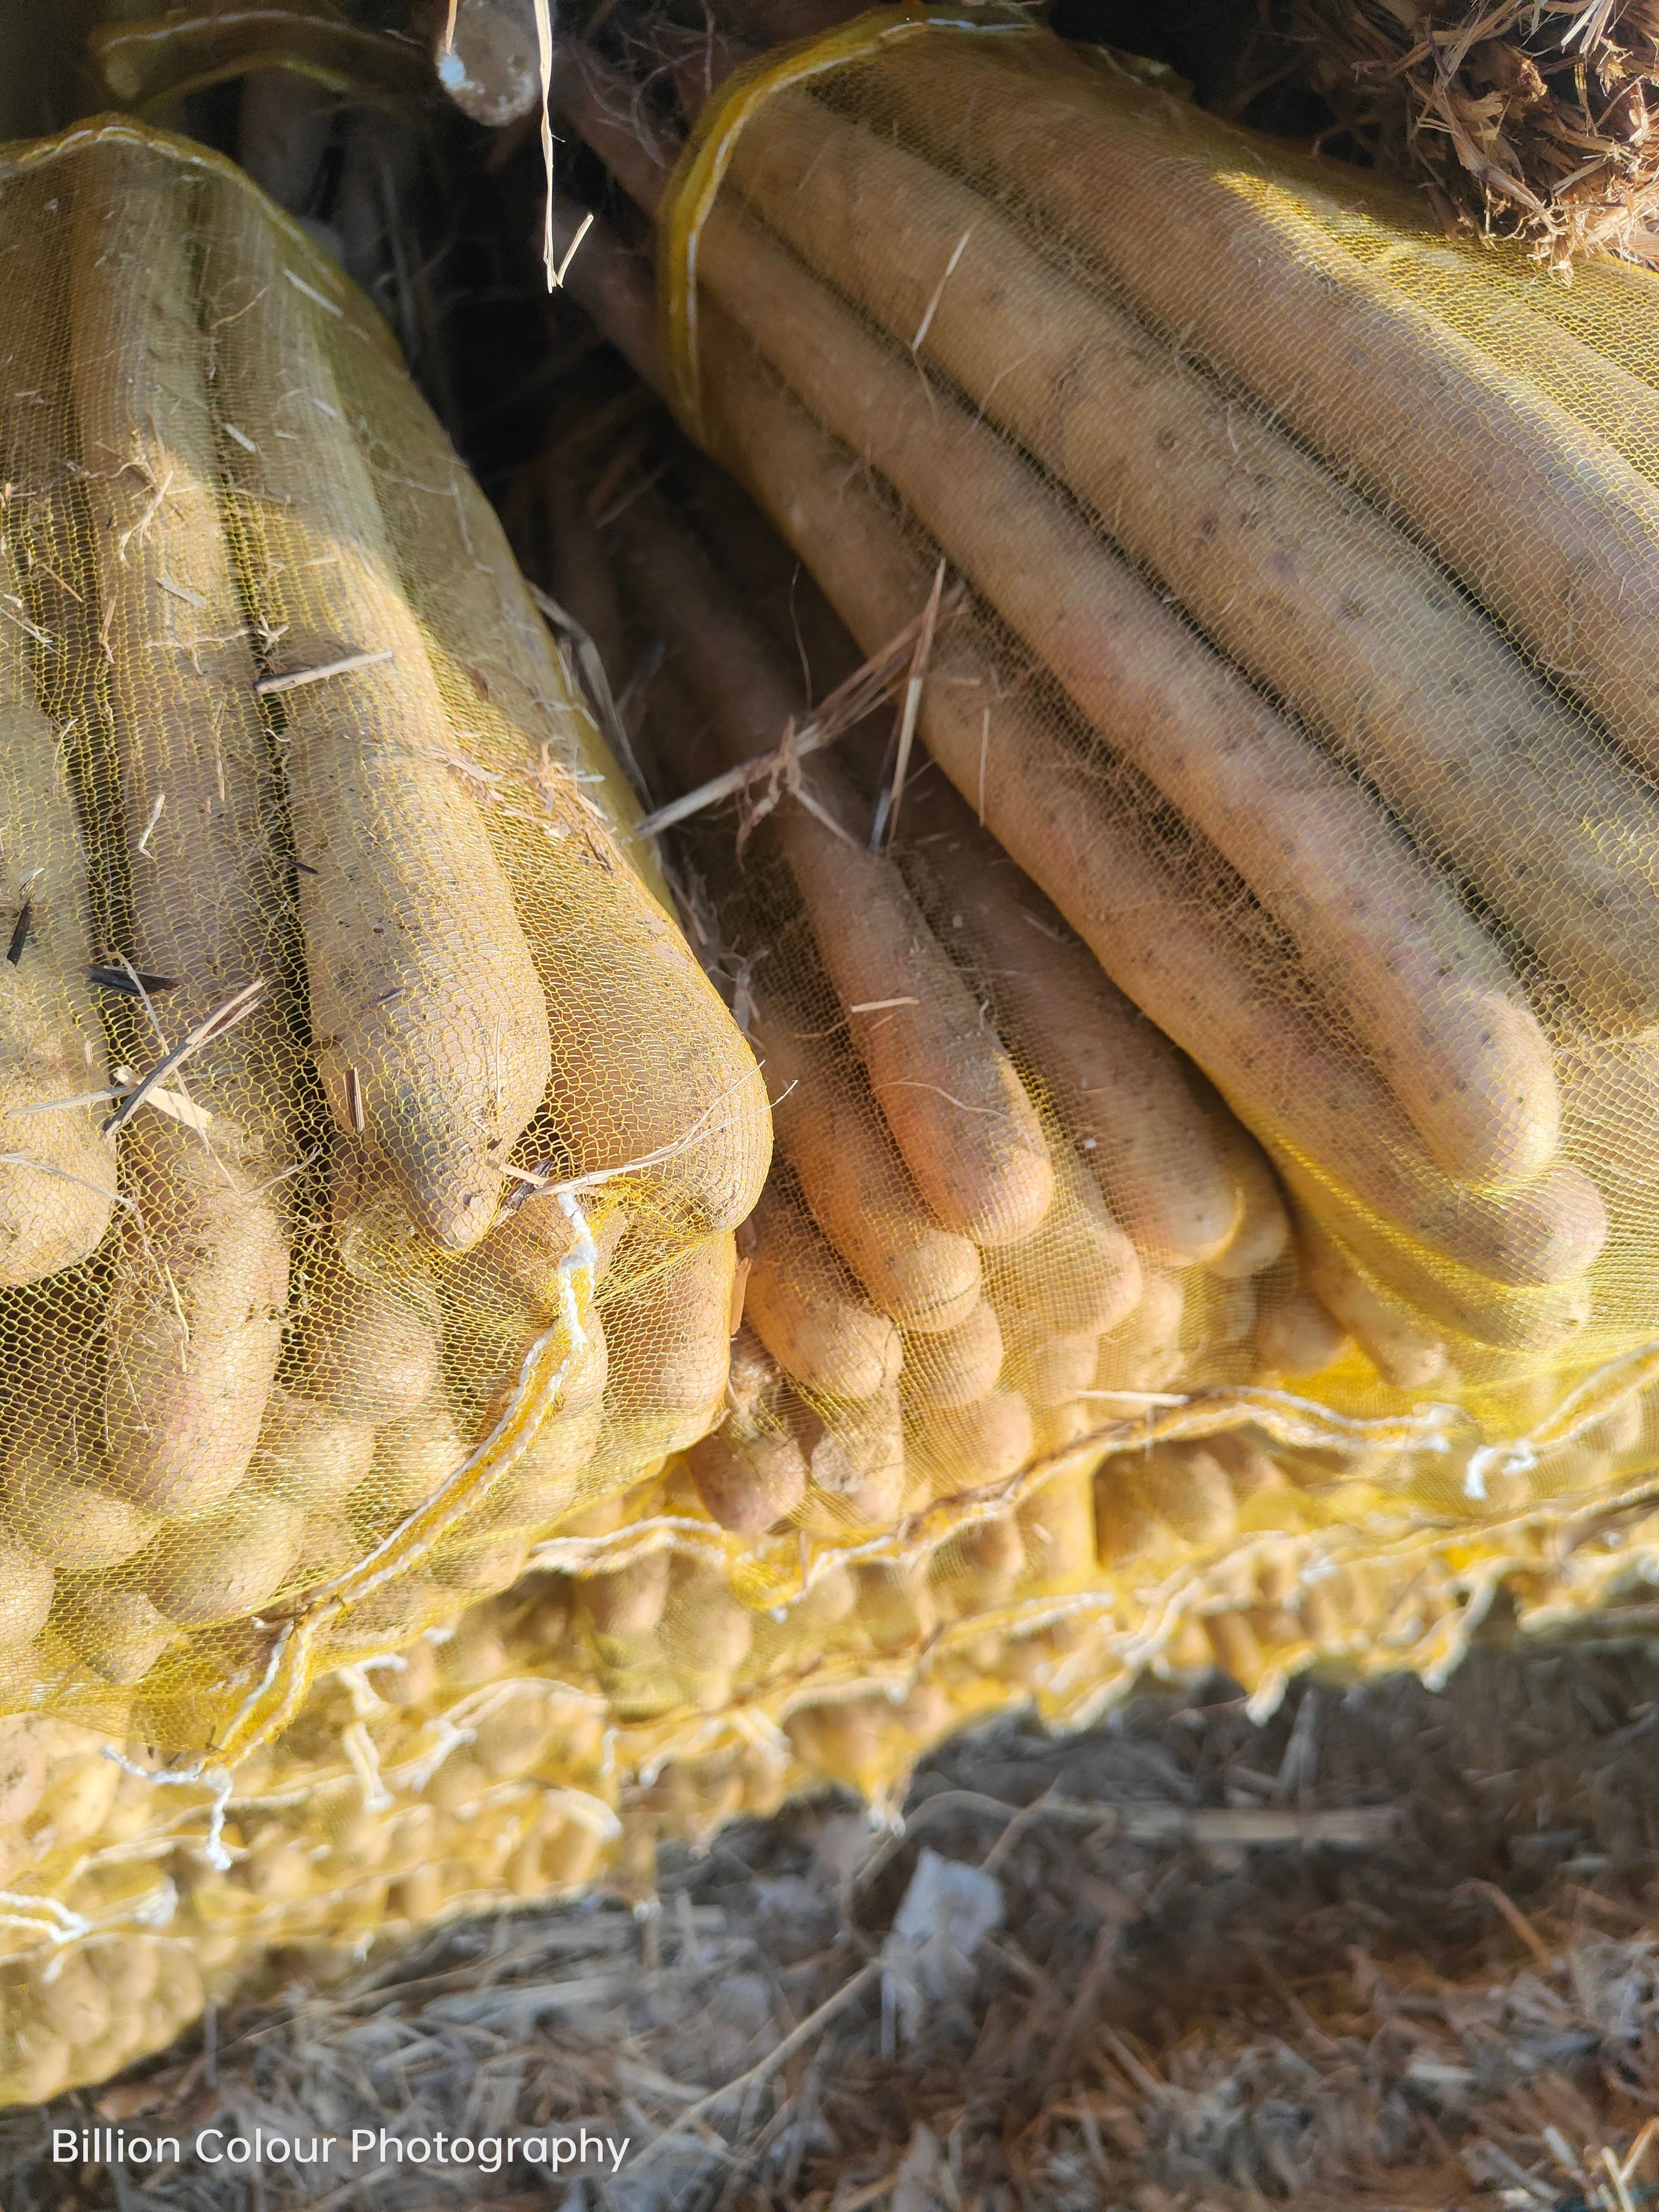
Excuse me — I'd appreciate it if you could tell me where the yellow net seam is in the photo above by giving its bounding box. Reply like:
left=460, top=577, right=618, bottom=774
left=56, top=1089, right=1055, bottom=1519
left=658, top=1, right=1041, bottom=436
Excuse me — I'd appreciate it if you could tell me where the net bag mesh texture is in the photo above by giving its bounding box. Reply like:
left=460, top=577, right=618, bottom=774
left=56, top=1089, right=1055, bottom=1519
left=0, top=118, right=770, bottom=1763
left=591, top=3, right=1659, bottom=1568
left=14, top=1463, right=1656, bottom=2108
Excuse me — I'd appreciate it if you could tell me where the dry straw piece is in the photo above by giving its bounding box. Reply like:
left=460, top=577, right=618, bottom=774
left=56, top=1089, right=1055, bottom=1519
left=0, top=118, right=769, bottom=1763
left=1263, top=0, right=1659, bottom=272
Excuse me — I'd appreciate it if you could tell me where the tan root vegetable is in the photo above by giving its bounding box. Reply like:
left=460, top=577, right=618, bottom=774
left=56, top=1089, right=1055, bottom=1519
left=539, top=105, right=1609, bottom=1299
left=933, top=1512, right=1025, bottom=1615
left=98, top=1121, right=287, bottom=1521
left=55, top=1582, right=174, bottom=1684
left=600, top=1230, right=736, bottom=1453
left=900, top=1297, right=1002, bottom=1413
left=249, top=1386, right=377, bottom=1503
left=721, top=79, right=1654, bottom=1054
left=1286, top=1164, right=1594, bottom=1356
left=984, top=1143, right=1141, bottom=1337
left=299, top=1269, right=443, bottom=1425
left=579, top=1550, right=671, bottom=1641
left=3, top=1404, right=159, bottom=1569
left=751, top=995, right=981, bottom=1332
left=0, top=203, right=113, bottom=1284
left=134, top=1486, right=304, bottom=1626
left=744, top=1170, right=903, bottom=1401
left=554, top=193, right=1514, bottom=1298
left=1298, top=1219, right=1449, bottom=1390
left=901, top=773, right=1237, bottom=1265
left=686, top=1326, right=808, bottom=1532
left=198, top=167, right=549, bottom=1251
left=70, top=141, right=297, bottom=1506
left=874, top=36, right=1659, bottom=790
left=350, top=1393, right=468, bottom=1540
left=1253, top=1273, right=1353, bottom=1377
left=345, top=310, right=771, bottom=1238
left=1094, top=1273, right=1186, bottom=1394
left=907, top=1388, right=1033, bottom=1499
left=1018, top=1468, right=1098, bottom=1580
left=693, top=210, right=1558, bottom=1190
left=561, top=47, right=1560, bottom=1187
left=795, top=1384, right=905, bottom=1525
left=0, top=1537, right=53, bottom=1649
left=613, top=487, right=1052, bottom=1246
left=687, top=1421, right=807, bottom=1532
left=1202, top=1107, right=1291, bottom=1283
left=685, top=318, right=1604, bottom=1299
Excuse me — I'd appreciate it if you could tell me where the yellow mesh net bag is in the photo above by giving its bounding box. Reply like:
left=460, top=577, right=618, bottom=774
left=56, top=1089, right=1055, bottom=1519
left=19, top=1481, right=1628, bottom=2107
left=0, top=117, right=771, bottom=1762
left=530, top=4, right=1659, bottom=1603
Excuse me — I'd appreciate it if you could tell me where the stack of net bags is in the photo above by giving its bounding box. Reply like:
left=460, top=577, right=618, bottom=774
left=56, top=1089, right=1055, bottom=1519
left=11, top=0, right=1659, bottom=2104
left=16, top=1476, right=1654, bottom=2106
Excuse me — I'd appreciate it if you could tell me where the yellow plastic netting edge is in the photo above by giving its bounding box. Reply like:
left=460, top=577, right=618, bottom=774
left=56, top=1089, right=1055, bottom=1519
left=92, top=10, right=430, bottom=116
left=0, top=113, right=404, bottom=369
left=658, top=1, right=1041, bottom=435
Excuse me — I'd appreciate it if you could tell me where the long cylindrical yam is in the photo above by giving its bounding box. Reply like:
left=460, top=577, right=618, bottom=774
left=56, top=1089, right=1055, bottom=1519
left=339, top=292, right=769, bottom=1238
left=984, top=1146, right=1141, bottom=1337
left=69, top=140, right=294, bottom=1168
left=0, top=229, right=113, bottom=1285
left=900, top=1296, right=1002, bottom=1413
left=745, top=1169, right=903, bottom=1401
left=901, top=773, right=1237, bottom=1266
left=690, top=321, right=1606, bottom=1294
left=906, top=1388, right=1033, bottom=1499
left=613, top=489, right=1051, bottom=1245
left=1202, top=1107, right=1291, bottom=1284
left=872, top=35, right=1659, bottom=780
left=723, top=81, right=1653, bottom=1051
left=536, top=192, right=1552, bottom=1310
left=103, top=1117, right=290, bottom=1513
left=677, top=179, right=1551, bottom=1191
left=687, top=1422, right=807, bottom=1533
left=135, top=1487, right=304, bottom=1627
left=72, top=147, right=298, bottom=1522
left=1287, top=1163, right=1594, bottom=1356
left=1252, top=1274, right=1352, bottom=1378
left=1298, top=1220, right=1449, bottom=1391
left=601, top=1230, right=736, bottom=1447
left=751, top=995, right=980, bottom=1331
left=197, top=168, right=549, bottom=1251
left=298, top=1269, right=442, bottom=1426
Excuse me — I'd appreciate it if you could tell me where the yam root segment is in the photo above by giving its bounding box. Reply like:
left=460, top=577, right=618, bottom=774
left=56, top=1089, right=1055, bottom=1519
left=198, top=165, right=549, bottom=1251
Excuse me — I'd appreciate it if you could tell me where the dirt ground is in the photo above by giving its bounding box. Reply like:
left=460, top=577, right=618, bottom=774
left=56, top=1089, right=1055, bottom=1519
left=3, top=1599, right=1658, bottom=2212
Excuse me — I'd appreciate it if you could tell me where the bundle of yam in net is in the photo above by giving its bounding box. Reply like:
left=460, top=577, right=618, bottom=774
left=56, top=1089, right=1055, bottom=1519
left=17, top=1475, right=1636, bottom=2107
left=0, top=119, right=771, bottom=1761
left=539, top=8, right=1659, bottom=1562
